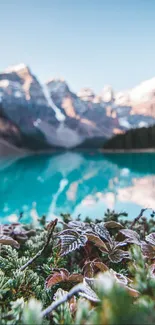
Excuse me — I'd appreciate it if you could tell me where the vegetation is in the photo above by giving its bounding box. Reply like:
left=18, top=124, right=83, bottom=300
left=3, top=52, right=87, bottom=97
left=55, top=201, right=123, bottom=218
left=104, top=124, right=155, bottom=150
left=1, top=209, right=155, bottom=324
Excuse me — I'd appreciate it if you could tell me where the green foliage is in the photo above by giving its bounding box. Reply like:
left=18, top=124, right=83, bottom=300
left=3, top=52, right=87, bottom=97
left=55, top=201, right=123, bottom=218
left=1, top=209, right=155, bottom=324
left=23, top=298, right=43, bottom=325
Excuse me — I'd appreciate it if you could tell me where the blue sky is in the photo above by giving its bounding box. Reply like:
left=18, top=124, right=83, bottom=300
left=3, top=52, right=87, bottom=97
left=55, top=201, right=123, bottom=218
left=0, top=0, right=155, bottom=93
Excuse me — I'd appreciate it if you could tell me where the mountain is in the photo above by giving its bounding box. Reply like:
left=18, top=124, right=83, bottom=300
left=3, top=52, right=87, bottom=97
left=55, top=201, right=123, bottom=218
left=0, top=64, right=47, bottom=105
left=115, top=78, right=155, bottom=117
left=0, top=63, right=155, bottom=152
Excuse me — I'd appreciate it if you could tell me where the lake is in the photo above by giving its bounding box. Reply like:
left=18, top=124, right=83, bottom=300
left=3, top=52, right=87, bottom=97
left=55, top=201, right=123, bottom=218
left=1, top=151, right=155, bottom=223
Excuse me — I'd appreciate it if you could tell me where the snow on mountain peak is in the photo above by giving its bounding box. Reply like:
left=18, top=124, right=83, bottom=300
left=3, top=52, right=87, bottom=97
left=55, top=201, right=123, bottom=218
left=129, top=77, right=155, bottom=102
left=5, top=63, right=29, bottom=73
left=101, top=85, right=114, bottom=103
left=77, top=88, right=95, bottom=101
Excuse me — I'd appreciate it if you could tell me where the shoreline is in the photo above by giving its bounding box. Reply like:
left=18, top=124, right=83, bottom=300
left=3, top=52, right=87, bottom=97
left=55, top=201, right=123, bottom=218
left=100, top=148, right=155, bottom=154
left=1, top=140, right=155, bottom=159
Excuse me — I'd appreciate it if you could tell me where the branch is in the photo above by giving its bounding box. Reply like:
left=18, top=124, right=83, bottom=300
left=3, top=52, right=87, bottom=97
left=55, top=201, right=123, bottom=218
left=130, top=209, right=147, bottom=229
left=20, top=219, right=58, bottom=271
left=41, top=283, right=84, bottom=318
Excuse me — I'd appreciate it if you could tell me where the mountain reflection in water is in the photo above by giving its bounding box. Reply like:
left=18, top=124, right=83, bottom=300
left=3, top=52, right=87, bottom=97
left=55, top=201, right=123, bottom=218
left=0, top=151, right=155, bottom=223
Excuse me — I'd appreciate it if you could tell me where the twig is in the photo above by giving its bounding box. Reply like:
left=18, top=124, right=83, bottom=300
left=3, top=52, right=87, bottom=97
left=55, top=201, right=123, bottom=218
left=41, top=284, right=84, bottom=318
left=130, top=209, right=147, bottom=229
left=20, top=219, right=58, bottom=271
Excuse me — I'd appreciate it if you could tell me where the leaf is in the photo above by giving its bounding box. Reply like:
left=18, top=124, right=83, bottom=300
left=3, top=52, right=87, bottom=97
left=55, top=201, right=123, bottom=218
left=108, top=249, right=130, bottom=263
left=93, top=222, right=111, bottom=242
left=110, top=270, right=128, bottom=286
left=59, top=230, right=87, bottom=256
left=56, top=268, right=70, bottom=278
left=109, top=270, right=139, bottom=297
left=46, top=273, right=66, bottom=288
left=83, top=261, right=94, bottom=278
left=45, top=269, right=83, bottom=288
left=93, top=261, right=109, bottom=272
left=67, top=221, right=86, bottom=229
left=141, top=242, right=155, bottom=259
left=83, top=259, right=109, bottom=278
left=126, top=286, right=139, bottom=298
left=79, top=278, right=100, bottom=302
left=145, top=233, right=155, bottom=246
left=0, top=235, right=19, bottom=248
left=119, top=229, right=141, bottom=246
left=114, top=241, right=128, bottom=248
left=150, top=263, right=155, bottom=278
left=58, top=229, right=79, bottom=237
left=86, top=234, right=108, bottom=252
left=68, top=274, right=83, bottom=283
left=104, top=221, right=123, bottom=229
left=46, top=218, right=58, bottom=232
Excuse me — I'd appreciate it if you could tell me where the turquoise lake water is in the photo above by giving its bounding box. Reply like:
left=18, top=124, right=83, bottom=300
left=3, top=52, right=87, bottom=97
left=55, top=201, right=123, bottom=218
left=1, top=151, right=155, bottom=223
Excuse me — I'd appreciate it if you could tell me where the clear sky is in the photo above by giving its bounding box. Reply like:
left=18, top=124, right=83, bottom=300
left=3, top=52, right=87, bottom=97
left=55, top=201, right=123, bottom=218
left=0, top=0, right=155, bottom=93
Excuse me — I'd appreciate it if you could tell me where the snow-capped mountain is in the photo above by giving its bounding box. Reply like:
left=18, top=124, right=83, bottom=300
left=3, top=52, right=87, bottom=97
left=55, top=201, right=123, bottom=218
left=115, top=77, right=155, bottom=117
left=0, top=63, right=48, bottom=106
left=0, top=63, right=155, bottom=152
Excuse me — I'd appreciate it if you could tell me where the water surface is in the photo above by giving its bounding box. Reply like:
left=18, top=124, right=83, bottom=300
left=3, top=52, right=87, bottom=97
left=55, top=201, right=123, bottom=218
left=0, top=151, right=155, bottom=223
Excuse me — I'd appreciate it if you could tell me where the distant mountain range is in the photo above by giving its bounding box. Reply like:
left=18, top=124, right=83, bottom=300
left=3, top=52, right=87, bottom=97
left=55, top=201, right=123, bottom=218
left=0, top=63, right=155, bottom=152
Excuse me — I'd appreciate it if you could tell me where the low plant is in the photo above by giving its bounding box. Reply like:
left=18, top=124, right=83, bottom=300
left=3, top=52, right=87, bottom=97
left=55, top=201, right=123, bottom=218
left=1, top=209, right=155, bottom=324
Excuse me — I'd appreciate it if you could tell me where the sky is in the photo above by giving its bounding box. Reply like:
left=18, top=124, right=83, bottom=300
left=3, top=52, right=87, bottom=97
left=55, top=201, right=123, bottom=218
left=0, top=0, right=155, bottom=93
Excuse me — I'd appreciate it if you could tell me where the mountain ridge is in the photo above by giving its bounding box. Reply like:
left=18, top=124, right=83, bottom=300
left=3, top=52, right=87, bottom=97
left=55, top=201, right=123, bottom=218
left=0, top=63, right=155, bottom=151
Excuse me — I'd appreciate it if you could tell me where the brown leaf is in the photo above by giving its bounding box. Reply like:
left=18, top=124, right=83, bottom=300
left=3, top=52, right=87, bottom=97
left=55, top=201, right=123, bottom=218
left=150, top=263, right=155, bottom=278
left=46, top=218, right=58, bottom=232
left=83, top=259, right=108, bottom=278
left=67, top=221, right=86, bottom=229
left=104, top=221, right=123, bottom=229
left=93, top=222, right=111, bottom=242
left=145, top=233, right=155, bottom=246
left=59, top=268, right=70, bottom=278
left=83, top=261, right=94, bottom=278
left=108, top=249, right=130, bottom=263
left=45, top=269, right=83, bottom=288
left=114, top=241, right=127, bottom=248
left=119, top=229, right=141, bottom=246
left=86, top=234, right=108, bottom=252
left=0, top=235, right=19, bottom=248
left=68, top=274, right=83, bottom=283
left=126, top=286, right=139, bottom=298
left=79, top=278, right=100, bottom=302
left=94, top=261, right=109, bottom=272
left=141, top=242, right=155, bottom=259
left=59, top=230, right=87, bottom=256
left=46, top=273, right=65, bottom=288
left=111, top=270, right=128, bottom=286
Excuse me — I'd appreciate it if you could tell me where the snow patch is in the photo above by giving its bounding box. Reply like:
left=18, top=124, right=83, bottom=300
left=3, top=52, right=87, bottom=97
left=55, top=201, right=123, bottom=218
left=118, top=118, right=131, bottom=128
left=5, top=63, right=28, bottom=73
left=42, top=84, right=65, bottom=122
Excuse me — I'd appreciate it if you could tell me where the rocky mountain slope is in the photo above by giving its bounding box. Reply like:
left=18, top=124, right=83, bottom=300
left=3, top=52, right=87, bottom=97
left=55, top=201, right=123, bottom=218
left=0, top=63, right=155, bottom=151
